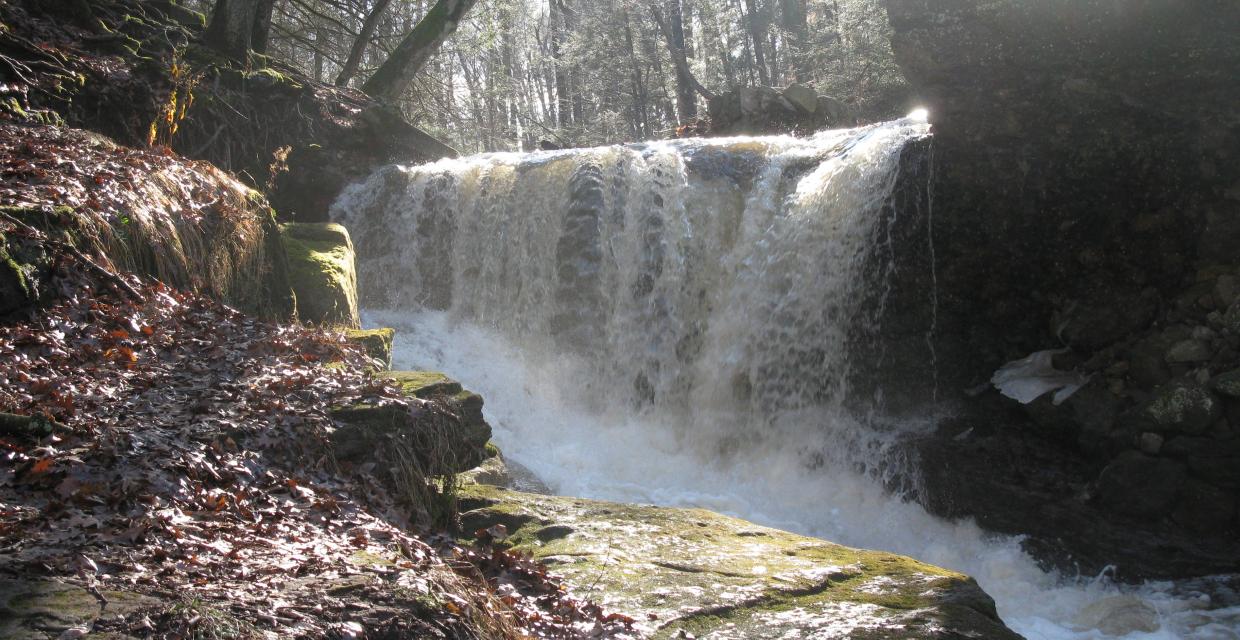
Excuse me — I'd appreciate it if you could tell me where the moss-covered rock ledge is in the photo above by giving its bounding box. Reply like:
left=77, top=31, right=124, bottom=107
left=280, top=222, right=361, bottom=328
left=457, top=484, right=1022, bottom=639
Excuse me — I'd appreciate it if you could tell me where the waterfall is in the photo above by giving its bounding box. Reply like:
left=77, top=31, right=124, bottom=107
left=332, top=120, right=1236, bottom=640
left=335, top=119, right=931, bottom=468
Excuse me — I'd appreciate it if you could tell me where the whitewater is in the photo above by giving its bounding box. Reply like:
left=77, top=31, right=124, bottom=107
left=334, top=118, right=1240, bottom=639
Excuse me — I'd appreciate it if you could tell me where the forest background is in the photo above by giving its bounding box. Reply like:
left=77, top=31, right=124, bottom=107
left=188, top=0, right=908, bottom=153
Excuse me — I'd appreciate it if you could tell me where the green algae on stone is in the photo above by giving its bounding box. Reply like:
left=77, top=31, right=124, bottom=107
left=280, top=222, right=360, bottom=328
left=345, top=327, right=395, bottom=370
left=456, top=484, right=1021, bottom=639
left=0, top=578, right=159, bottom=639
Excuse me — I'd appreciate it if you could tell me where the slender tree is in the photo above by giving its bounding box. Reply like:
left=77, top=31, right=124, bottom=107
left=336, top=0, right=394, bottom=86
left=650, top=1, right=715, bottom=119
left=361, top=0, right=481, bottom=102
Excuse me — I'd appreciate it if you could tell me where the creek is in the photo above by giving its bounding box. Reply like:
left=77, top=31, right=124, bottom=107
left=334, top=118, right=1240, bottom=639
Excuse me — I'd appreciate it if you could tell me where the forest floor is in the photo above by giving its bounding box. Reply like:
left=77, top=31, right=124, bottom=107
left=0, top=242, right=634, bottom=639
left=0, top=83, right=633, bottom=640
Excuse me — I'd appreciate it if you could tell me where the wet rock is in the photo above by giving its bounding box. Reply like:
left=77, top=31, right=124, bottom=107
left=1071, top=595, right=1160, bottom=636
left=1127, top=333, right=1175, bottom=390
left=1094, top=451, right=1185, bottom=520
left=1138, top=432, right=1164, bottom=455
left=1063, top=377, right=1119, bottom=453
left=1172, top=479, right=1237, bottom=534
left=1162, top=437, right=1240, bottom=489
left=1141, top=383, right=1221, bottom=435
left=1056, top=287, right=1157, bottom=351
left=1216, top=275, right=1240, bottom=309
left=1211, top=369, right=1240, bottom=398
left=1224, top=300, right=1240, bottom=335
left=1166, top=339, right=1213, bottom=363
left=457, top=484, right=1022, bottom=639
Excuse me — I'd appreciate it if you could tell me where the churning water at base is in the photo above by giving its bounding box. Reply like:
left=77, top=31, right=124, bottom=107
left=334, top=119, right=1240, bottom=639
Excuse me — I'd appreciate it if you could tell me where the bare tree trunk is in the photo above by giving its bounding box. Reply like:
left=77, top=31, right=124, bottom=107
left=361, top=0, right=480, bottom=102
left=336, top=0, right=394, bottom=86
left=206, top=0, right=258, bottom=60
left=699, top=1, right=736, bottom=88
left=250, top=0, right=274, bottom=55
left=666, top=0, right=696, bottom=122
left=549, top=0, right=572, bottom=127
left=650, top=2, right=715, bottom=112
left=622, top=10, right=649, bottom=138
left=741, top=0, right=769, bottom=86
left=779, top=0, right=808, bottom=82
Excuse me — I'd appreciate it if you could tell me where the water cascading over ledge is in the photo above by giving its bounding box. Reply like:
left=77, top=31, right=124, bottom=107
left=332, top=119, right=936, bottom=476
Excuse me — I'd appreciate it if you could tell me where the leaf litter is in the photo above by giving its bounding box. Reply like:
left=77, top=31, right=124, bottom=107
left=0, top=251, right=636, bottom=638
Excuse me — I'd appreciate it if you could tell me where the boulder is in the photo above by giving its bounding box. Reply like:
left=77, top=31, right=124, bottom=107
left=1141, top=382, right=1221, bottom=435
left=1218, top=295, right=1240, bottom=337
left=1165, top=339, right=1213, bottom=364
left=0, top=578, right=158, bottom=639
left=1071, top=595, right=1159, bottom=636
left=281, top=222, right=360, bottom=328
left=330, top=370, right=491, bottom=475
left=783, top=83, right=818, bottom=114
left=1094, top=451, right=1185, bottom=520
left=344, top=327, right=395, bottom=370
left=1162, top=437, right=1240, bottom=490
left=1213, top=369, right=1240, bottom=398
left=457, top=484, right=1023, bottom=640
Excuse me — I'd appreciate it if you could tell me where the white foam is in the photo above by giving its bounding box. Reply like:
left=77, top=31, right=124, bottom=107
left=336, top=118, right=1238, bottom=639
left=374, top=309, right=1240, bottom=640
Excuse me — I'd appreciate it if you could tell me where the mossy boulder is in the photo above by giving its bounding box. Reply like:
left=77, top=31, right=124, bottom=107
left=0, top=577, right=158, bottom=639
left=330, top=371, right=491, bottom=474
left=344, top=327, right=395, bottom=370
left=280, top=222, right=360, bottom=328
left=0, top=232, right=33, bottom=316
left=456, top=484, right=1021, bottom=639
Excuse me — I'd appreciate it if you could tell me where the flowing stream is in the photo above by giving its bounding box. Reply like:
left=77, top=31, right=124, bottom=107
left=332, top=119, right=1240, bottom=639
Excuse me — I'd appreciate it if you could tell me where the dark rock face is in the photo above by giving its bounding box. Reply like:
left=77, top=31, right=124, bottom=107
left=883, top=0, right=1240, bottom=580
left=885, top=0, right=1240, bottom=389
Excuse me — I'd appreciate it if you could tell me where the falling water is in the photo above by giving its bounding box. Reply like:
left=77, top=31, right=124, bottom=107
left=332, top=119, right=1240, bottom=639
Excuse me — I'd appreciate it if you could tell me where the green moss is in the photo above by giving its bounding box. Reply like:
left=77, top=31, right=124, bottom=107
left=0, top=578, right=160, bottom=639
left=345, top=327, right=395, bottom=370
left=381, top=370, right=463, bottom=398
left=280, top=222, right=359, bottom=328
left=454, top=485, right=1015, bottom=639
left=246, top=67, right=304, bottom=90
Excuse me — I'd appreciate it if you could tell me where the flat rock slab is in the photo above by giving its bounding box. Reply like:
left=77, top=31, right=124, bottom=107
left=0, top=578, right=158, bottom=639
left=458, top=485, right=1023, bottom=639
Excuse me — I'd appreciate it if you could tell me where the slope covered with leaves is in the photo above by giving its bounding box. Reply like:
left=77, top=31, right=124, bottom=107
left=0, top=253, right=635, bottom=638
